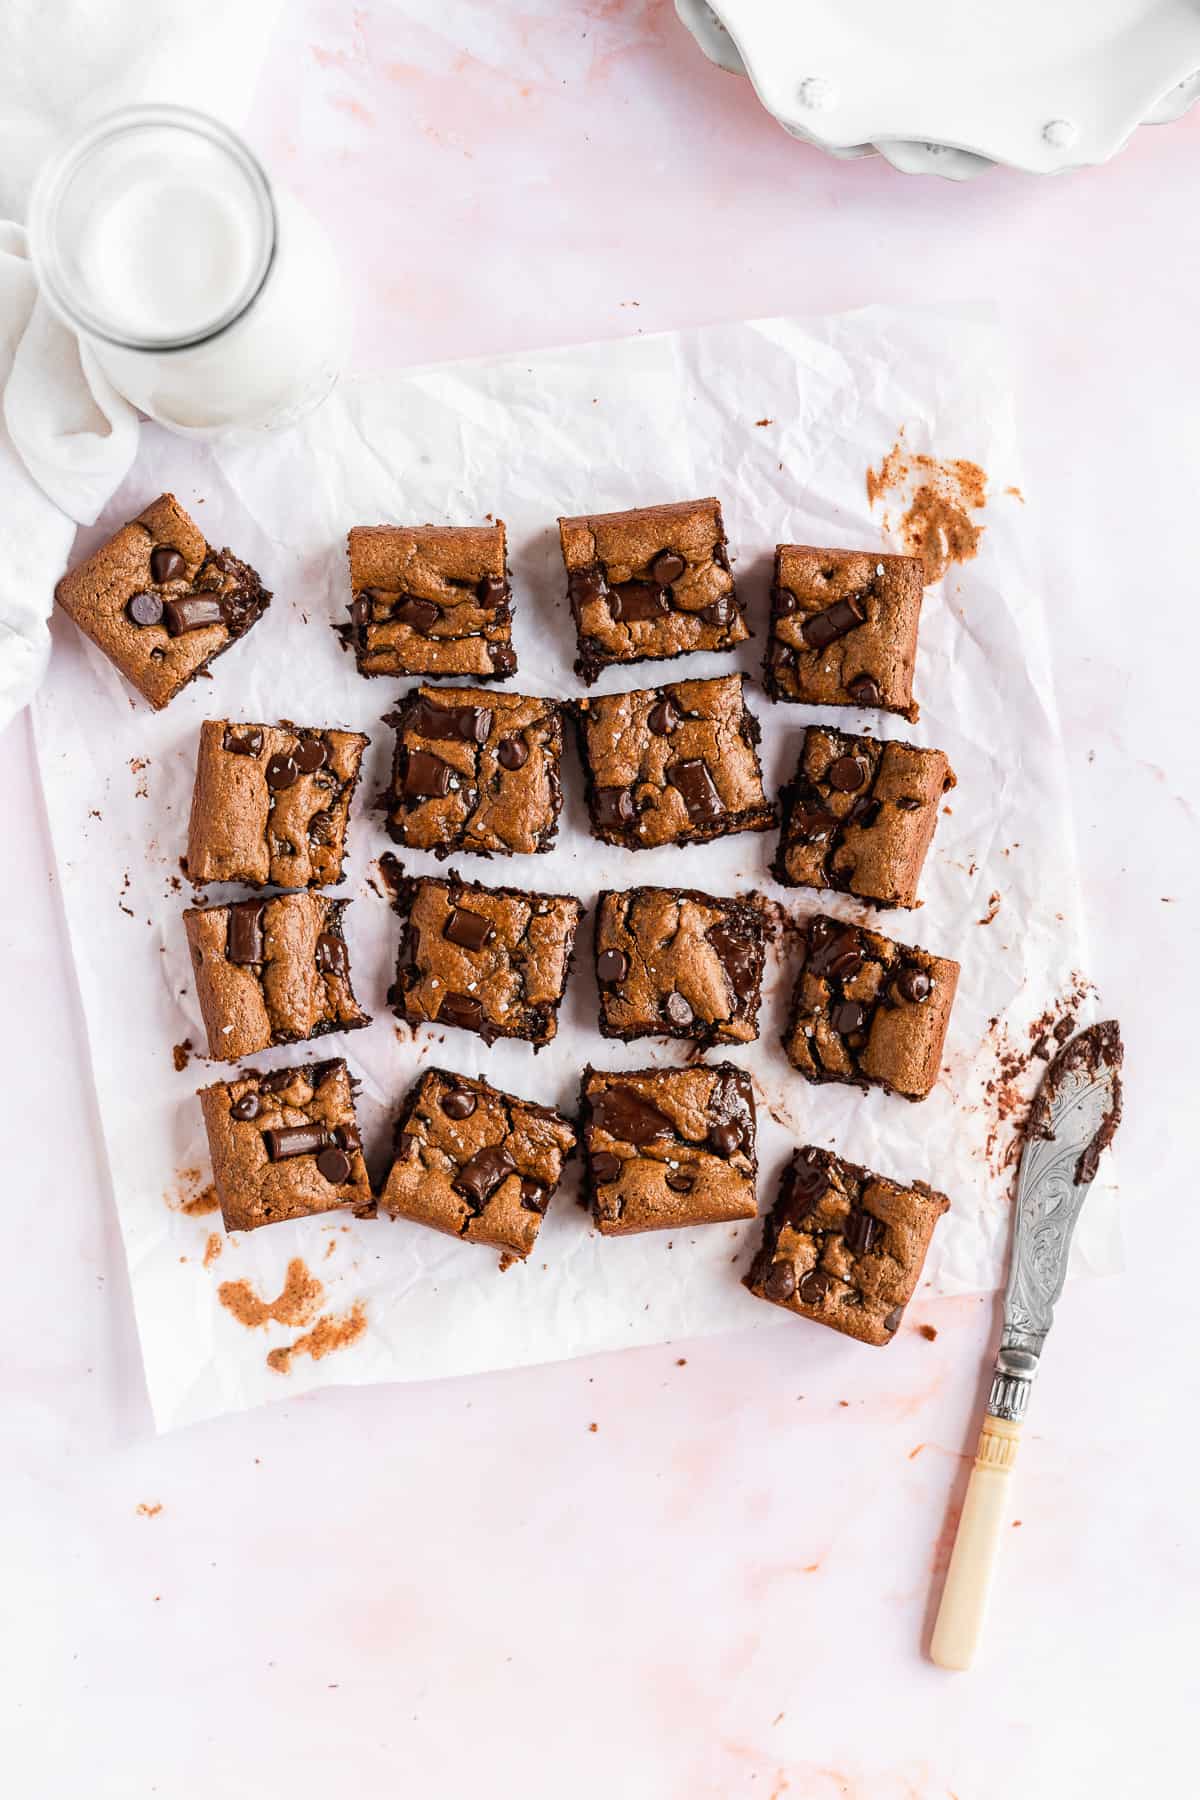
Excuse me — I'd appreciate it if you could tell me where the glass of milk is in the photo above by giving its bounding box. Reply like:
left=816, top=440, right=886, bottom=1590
left=28, top=105, right=350, bottom=438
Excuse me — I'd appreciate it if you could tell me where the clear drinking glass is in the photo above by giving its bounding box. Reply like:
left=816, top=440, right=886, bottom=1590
left=27, top=104, right=350, bottom=439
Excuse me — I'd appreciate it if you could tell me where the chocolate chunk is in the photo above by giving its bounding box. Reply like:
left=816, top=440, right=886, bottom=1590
left=773, top=586, right=797, bottom=615
left=477, top=574, right=508, bottom=607
left=651, top=550, right=687, bottom=585
left=222, top=726, right=263, bottom=756
left=831, top=999, right=867, bottom=1035
left=263, top=1123, right=328, bottom=1161
left=665, top=1171, right=695, bottom=1195
left=403, top=750, right=455, bottom=800
left=265, top=752, right=299, bottom=791
left=783, top=1150, right=830, bottom=1222
left=163, top=594, right=225, bottom=635
left=709, top=1119, right=742, bottom=1157
left=897, top=966, right=932, bottom=1003
left=827, top=755, right=867, bottom=793
left=843, top=1209, right=880, bottom=1256
left=592, top=1086, right=674, bottom=1146
left=315, top=932, right=349, bottom=977
left=707, top=921, right=756, bottom=1003
left=150, top=546, right=186, bottom=584
left=591, top=1150, right=622, bottom=1184
left=316, top=1146, right=352, bottom=1185
left=791, top=808, right=836, bottom=842
left=850, top=798, right=882, bottom=829
left=596, top=948, right=629, bottom=983
left=440, top=1086, right=477, bottom=1121
left=259, top=1069, right=295, bottom=1093
left=647, top=698, right=680, bottom=735
left=807, top=925, right=862, bottom=981
left=847, top=674, right=882, bottom=707
left=408, top=698, right=493, bottom=744
left=453, top=1145, right=515, bottom=1207
left=230, top=1092, right=260, bottom=1121
left=883, top=1305, right=905, bottom=1333
left=443, top=906, right=494, bottom=951
left=497, top=736, right=528, bottom=771
left=334, top=1122, right=362, bottom=1152
left=519, top=1178, right=549, bottom=1213
left=764, top=1259, right=796, bottom=1303
left=700, top=595, right=735, bottom=628
left=438, top=991, right=485, bottom=1032
left=294, top=736, right=327, bottom=774
left=348, top=595, right=370, bottom=632
left=664, top=991, right=694, bottom=1028
left=568, top=567, right=607, bottom=608
left=226, top=900, right=265, bottom=964
left=798, top=1269, right=830, bottom=1305
left=308, top=809, right=336, bottom=845
left=801, top=594, right=866, bottom=650
left=667, top=758, right=723, bottom=824
left=609, top=581, right=667, bottom=623
left=593, top=786, right=634, bottom=829
left=490, top=645, right=517, bottom=676
left=394, top=596, right=441, bottom=632
left=395, top=923, right=419, bottom=969
left=126, top=591, right=164, bottom=627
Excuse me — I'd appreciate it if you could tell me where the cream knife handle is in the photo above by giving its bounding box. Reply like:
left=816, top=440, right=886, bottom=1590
left=929, top=1413, right=1021, bottom=1671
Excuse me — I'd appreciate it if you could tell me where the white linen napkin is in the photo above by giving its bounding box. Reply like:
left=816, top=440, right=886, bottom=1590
left=0, top=0, right=283, bottom=731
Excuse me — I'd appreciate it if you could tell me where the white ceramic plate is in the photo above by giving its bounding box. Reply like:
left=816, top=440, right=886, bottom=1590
left=675, top=0, right=1200, bottom=178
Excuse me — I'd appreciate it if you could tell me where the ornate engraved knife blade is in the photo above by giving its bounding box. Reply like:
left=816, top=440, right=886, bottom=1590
left=930, top=1020, right=1123, bottom=1671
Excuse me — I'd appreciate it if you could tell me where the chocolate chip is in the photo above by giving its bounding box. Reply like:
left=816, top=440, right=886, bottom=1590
left=667, top=758, right=723, bottom=824
left=664, top=991, right=694, bottom=1028
left=647, top=698, right=679, bottom=735
left=315, top=932, right=349, bottom=977
left=308, top=809, right=336, bottom=845
left=591, top=1087, right=674, bottom=1146
left=150, top=546, right=186, bottom=584
left=896, top=795, right=923, bottom=811
left=259, top=1069, right=295, bottom=1093
left=402, top=750, right=455, bottom=800
left=439, top=991, right=486, bottom=1032
left=317, top=1146, right=352, bottom=1185
left=843, top=1209, right=880, bottom=1256
left=847, top=674, right=882, bottom=707
left=477, top=574, right=508, bottom=607
left=454, top=1145, right=515, bottom=1207
left=408, top=699, right=493, bottom=743
left=700, top=595, right=735, bottom=628
left=497, top=736, right=528, bottom=770
left=519, top=1178, right=549, bottom=1213
left=764, top=1260, right=796, bottom=1303
left=797, top=1269, right=830, bottom=1305
left=707, top=920, right=758, bottom=1004
left=883, top=1305, right=905, bottom=1333
left=223, top=726, right=263, bottom=756
left=394, top=596, right=440, bottom=632
left=596, top=948, right=629, bottom=983
left=896, top=966, right=932, bottom=1003
left=226, top=900, right=265, bottom=964
left=609, top=581, right=667, bottom=623
left=665, top=1171, right=695, bottom=1195
left=568, top=567, right=607, bottom=607
left=591, top=1151, right=621, bottom=1184
left=772, top=586, right=797, bottom=615
left=651, top=550, right=687, bottom=585
left=791, top=808, right=836, bottom=842
left=264, top=1123, right=329, bottom=1161
left=266, top=752, right=299, bottom=791
left=126, top=592, right=164, bottom=627
left=849, top=798, right=882, bottom=829
left=443, top=906, right=494, bottom=951
left=334, top=1122, right=362, bottom=1152
left=830, top=999, right=867, bottom=1034
left=593, top=786, right=634, bottom=829
left=163, top=594, right=225, bottom=635
left=709, top=1120, right=742, bottom=1157
left=490, top=645, right=517, bottom=676
left=395, top=1129, right=421, bottom=1161
left=292, top=736, right=327, bottom=774
left=349, top=595, right=370, bottom=632
left=801, top=594, right=866, bottom=650
left=440, top=1086, right=477, bottom=1120
left=230, top=1092, right=260, bottom=1121
left=827, top=755, right=867, bottom=793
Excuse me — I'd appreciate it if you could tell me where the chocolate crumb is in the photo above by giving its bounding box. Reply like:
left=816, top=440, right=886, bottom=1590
left=172, top=1038, right=193, bottom=1073
left=918, top=1324, right=938, bottom=1342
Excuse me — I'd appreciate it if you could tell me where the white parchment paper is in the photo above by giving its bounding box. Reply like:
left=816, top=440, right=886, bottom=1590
left=33, top=306, right=1120, bottom=1431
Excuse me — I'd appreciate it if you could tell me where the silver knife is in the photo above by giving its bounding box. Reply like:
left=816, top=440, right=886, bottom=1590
left=930, top=1020, right=1123, bottom=1670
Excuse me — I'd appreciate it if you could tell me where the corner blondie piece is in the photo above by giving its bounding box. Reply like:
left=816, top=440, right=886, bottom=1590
left=579, top=1063, right=757, bottom=1236
left=774, top=726, right=955, bottom=908
left=764, top=545, right=923, bottom=720
left=382, top=685, right=563, bottom=858
left=381, top=1067, right=576, bottom=1267
left=55, top=492, right=271, bottom=709
left=185, top=893, right=369, bottom=1062
left=342, top=522, right=515, bottom=678
left=784, top=915, right=959, bottom=1101
left=595, top=886, right=764, bottom=1046
left=574, top=674, right=776, bottom=851
left=390, top=870, right=580, bottom=1048
left=185, top=719, right=369, bottom=888
left=745, top=1146, right=950, bottom=1345
left=198, top=1059, right=372, bottom=1233
left=559, top=497, right=747, bottom=684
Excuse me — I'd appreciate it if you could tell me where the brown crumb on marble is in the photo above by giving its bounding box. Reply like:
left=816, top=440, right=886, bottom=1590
left=266, top=1301, right=367, bottom=1374
left=866, top=431, right=988, bottom=583
left=376, top=851, right=405, bottom=900
left=136, top=1502, right=163, bottom=1518
left=1005, top=486, right=1025, bottom=503
left=202, top=1234, right=222, bottom=1268
left=218, top=1258, right=324, bottom=1330
left=978, top=891, right=1002, bottom=925
left=166, top=1170, right=220, bottom=1217
left=979, top=974, right=1096, bottom=1177
left=172, top=1038, right=193, bottom=1072
left=676, top=1358, right=687, bottom=1366
left=918, top=1324, right=938, bottom=1341
left=588, top=1422, right=598, bottom=1433
left=755, top=418, right=773, bottom=427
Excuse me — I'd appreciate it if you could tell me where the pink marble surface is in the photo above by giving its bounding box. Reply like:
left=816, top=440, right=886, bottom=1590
left=2, top=4, right=1196, bottom=1794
